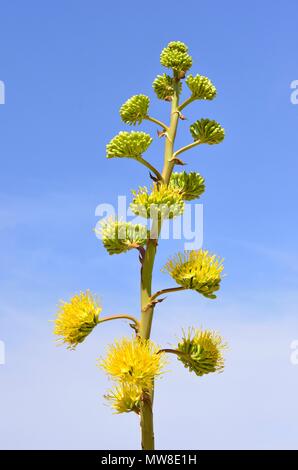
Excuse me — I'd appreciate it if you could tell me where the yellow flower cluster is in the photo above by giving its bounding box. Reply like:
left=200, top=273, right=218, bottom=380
left=99, top=337, right=167, bottom=414
left=53, top=291, right=101, bottom=349
left=163, top=249, right=224, bottom=299
left=104, top=383, right=143, bottom=414
left=130, top=184, right=184, bottom=220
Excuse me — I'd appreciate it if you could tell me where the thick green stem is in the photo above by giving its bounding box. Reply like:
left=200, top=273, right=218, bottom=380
left=139, top=78, right=181, bottom=450
left=140, top=390, right=155, bottom=450
left=139, top=231, right=158, bottom=450
left=161, top=83, right=180, bottom=183
left=140, top=233, right=159, bottom=339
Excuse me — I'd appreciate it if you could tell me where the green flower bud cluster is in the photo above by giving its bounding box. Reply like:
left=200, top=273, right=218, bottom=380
left=186, top=74, right=217, bottom=100
left=119, top=94, right=150, bottom=125
left=130, top=184, right=184, bottom=220
left=152, top=74, right=182, bottom=100
left=190, top=119, right=225, bottom=145
left=169, top=171, right=205, bottom=201
left=160, top=41, right=192, bottom=76
left=176, top=328, right=227, bottom=376
left=106, top=131, right=153, bottom=159
left=166, top=41, right=188, bottom=52
left=98, top=219, right=148, bottom=255
left=163, top=249, right=224, bottom=298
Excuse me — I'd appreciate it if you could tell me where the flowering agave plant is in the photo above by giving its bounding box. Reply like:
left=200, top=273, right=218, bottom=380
left=53, top=41, right=227, bottom=450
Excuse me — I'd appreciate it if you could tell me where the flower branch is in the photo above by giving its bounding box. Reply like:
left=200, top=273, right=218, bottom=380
left=99, top=314, right=140, bottom=332
left=172, top=140, right=201, bottom=160
left=178, top=96, right=194, bottom=112
left=157, top=348, right=185, bottom=357
left=150, top=286, right=187, bottom=303
left=134, top=156, right=163, bottom=182
left=145, top=115, right=169, bottom=131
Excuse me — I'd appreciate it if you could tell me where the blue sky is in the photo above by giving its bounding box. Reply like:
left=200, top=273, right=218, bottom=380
left=0, top=0, right=298, bottom=450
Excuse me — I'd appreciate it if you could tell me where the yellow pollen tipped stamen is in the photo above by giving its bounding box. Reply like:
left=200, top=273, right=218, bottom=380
left=53, top=290, right=101, bottom=349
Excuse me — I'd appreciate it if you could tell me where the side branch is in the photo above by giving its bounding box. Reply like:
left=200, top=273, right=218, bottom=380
left=178, top=96, right=194, bottom=112
left=145, top=115, right=169, bottom=131
left=150, top=286, right=187, bottom=303
left=135, top=156, right=163, bottom=182
left=172, top=140, right=201, bottom=159
left=157, top=348, right=186, bottom=357
left=99, top=314, right=140, bottom=332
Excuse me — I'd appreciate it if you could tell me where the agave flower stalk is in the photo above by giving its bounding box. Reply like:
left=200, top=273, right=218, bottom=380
left=53, top=40, right=227, bottom=450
